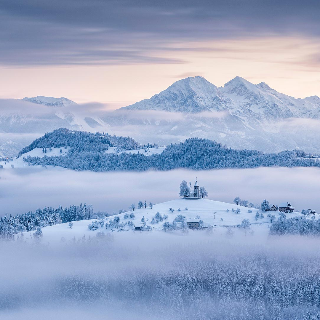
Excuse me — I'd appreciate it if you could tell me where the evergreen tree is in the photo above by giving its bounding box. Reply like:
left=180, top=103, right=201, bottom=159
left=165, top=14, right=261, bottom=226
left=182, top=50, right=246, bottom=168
left=261, top=200, right=270, bottom=212
left=199, top=187, right=208, bottom=198
left=179, top=180, right=190, bottom=197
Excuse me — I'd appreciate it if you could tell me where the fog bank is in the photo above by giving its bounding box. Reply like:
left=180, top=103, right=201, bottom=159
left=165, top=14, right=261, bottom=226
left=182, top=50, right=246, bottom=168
left=0, top=167, right=319, bottom=216
left=1, top=233, right=320, bottom=319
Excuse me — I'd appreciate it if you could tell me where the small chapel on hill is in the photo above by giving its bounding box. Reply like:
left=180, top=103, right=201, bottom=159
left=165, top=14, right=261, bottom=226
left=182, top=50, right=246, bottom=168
left=180, top=179, right=208, bottom=200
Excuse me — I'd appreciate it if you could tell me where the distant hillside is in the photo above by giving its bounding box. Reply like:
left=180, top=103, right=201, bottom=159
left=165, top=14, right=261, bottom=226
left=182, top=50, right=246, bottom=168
left=18, top=129, right=320, bottom=171
left=18, top=128, right=140, bottom=156
left=22, top=96, right=76, bottom=107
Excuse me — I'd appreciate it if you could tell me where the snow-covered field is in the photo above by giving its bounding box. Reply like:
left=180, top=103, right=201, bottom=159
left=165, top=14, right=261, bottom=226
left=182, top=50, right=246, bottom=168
left=0, top=147, right=69, bottom=168
left=18, top=198, right=306, bottom=245
left=0, top=146, right=166, bottom=169
left=105, top=146, right=165, bottom=156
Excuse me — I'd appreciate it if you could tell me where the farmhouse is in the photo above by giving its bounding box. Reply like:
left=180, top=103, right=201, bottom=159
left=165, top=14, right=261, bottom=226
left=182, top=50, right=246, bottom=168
left=134, top=223, right=151, bottom=231
left=187, top=221, right=201, bottom=229
left=279, top=202, right=294, bottom=213
left=269, top=205, right=278, bottom=211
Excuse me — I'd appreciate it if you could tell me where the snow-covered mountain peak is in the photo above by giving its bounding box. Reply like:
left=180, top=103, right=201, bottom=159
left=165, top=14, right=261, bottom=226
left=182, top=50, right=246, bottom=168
left=122, top=76, right=220, bottom=113
left=304, top=95, right=320, bottom=103
left=22, top=96, right=76, bottom=107
left=166, top=76, right=219, bottom=98
left=170, top=75, right=216, bottom=90
left=256, top=82, right=272, bottom=91
left=223, top=76, right=260, bottom=96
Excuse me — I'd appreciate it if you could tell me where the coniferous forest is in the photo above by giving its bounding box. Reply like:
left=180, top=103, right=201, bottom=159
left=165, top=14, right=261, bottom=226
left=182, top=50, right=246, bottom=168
left=20, top=128, right=320, bottom=171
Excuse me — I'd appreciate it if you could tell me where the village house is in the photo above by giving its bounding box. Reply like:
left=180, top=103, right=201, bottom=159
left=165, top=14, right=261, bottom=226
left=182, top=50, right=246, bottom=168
left=187, top=221, right=201, bottom=229
left=278, top=202, right=294, bottom=213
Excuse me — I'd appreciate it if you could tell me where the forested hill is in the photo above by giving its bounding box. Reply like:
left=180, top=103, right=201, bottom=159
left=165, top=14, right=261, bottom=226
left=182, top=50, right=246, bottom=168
left=18, top=128, right=140, bottom=156
left=20, top=129, right=320, bottom=171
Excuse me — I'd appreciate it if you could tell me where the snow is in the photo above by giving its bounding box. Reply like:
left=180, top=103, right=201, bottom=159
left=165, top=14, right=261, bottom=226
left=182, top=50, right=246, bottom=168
left=122, top=76, right=320, bottom=121
left=0, top=146, right=165, bottom=169
left=0, top=147, right=69, bottom=168
left=105, top=146, right=165, bottom=156
left=124, top=76, right=221, bottom=113
left=17, top=198, right=305, bottom=244
left=22, top=96, right=76, bottom=107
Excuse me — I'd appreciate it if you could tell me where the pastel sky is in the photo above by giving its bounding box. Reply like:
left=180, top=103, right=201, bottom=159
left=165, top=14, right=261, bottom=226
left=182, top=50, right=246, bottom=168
left=0, top=0, right=320, bottom=106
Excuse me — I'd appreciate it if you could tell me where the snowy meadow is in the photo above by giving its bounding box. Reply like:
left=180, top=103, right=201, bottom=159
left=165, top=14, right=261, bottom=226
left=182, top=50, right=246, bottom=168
left=2, top=232, right=320, bottom=320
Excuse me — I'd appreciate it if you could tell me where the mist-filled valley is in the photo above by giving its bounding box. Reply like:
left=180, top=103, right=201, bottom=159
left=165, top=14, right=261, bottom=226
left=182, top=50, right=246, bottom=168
left=1, top=167, right=320, bottom=217
left=3, top=0, right=320, bottom=318
left=2, top=233, right=320, bottom=320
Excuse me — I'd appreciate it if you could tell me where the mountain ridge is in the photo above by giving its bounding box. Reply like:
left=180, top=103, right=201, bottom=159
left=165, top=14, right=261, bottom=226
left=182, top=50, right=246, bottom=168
left=122, top=76, right=320, bottom=122
left=22, top=96, right=76, bottom=107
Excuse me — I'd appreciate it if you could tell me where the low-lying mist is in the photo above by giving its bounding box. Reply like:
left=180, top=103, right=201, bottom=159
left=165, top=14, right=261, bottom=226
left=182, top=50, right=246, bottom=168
left=1, top=233, right=320, bottom=319
left=0, top=167, right=320, bottom=217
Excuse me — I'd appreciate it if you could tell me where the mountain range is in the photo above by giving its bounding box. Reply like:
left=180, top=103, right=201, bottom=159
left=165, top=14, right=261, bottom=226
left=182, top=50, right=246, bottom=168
left=1, top=76, right=320, bottom=157
left=123, top=76, right=320, bottom=122
left=22, top=96, right=76, bottom=108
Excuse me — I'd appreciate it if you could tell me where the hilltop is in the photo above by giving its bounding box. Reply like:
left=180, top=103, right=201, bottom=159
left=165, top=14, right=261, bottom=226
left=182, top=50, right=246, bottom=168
left=12, top=197, right=307, bottom=244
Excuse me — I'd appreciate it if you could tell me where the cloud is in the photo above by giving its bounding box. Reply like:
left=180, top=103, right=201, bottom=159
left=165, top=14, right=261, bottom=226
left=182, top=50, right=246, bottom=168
left=110, top=109, right=185, bottom=121
left=174, top=72, right=204, bottom=78
left=2, top=225, right=320, bottom=319
left=191, top=111, right=229, bottom=119
left=273, top=117, right=320, bottom=132
left=0, top=167, right=320, bottom=217
left=0, top=0, right=320, bottom=66
left=0, top=99, right=50, bottom=115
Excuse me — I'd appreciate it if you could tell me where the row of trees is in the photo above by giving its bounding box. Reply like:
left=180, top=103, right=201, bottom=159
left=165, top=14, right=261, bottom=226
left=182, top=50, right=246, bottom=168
left=270, top=214, right=320, bottom=235
left=0, top=204, right=94, bottom=239
left=233, top=197, right=257, bottom=208
left=23, top=136, right=320, bottom=171
left=129, top=201, right=153, bottom=211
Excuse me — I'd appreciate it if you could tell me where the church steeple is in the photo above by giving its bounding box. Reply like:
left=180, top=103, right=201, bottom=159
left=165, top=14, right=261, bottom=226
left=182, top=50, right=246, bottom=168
left=193, top=178, right=200, bottom=198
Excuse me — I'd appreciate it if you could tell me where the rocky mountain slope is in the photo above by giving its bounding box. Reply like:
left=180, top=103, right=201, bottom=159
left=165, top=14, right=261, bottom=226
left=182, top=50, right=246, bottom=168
left=123, top=76, right=320, bottom=122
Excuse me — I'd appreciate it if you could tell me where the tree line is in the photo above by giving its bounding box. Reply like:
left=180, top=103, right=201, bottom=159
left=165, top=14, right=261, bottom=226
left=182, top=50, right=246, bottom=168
left=21, top=130, right=320, bottom=171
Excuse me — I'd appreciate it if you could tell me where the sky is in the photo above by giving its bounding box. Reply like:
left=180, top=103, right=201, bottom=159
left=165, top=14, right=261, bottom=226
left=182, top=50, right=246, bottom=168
left=0, top=0, right=320, bottom=105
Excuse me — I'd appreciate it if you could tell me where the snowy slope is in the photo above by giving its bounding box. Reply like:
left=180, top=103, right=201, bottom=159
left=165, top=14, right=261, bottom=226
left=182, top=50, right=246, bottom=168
left=0, top=147, right=70, bottom=168
left=0, top=146, right=166, bottom=168
left=124, top=76, right=224, bottom=113
left=122, top=76, right=320, bottom=121
left=113, top=76, right=320, bottom=153
left=18, top=198, right=305, bottom=243
left=22, top=96, right=76, bottom=107
left=105, top=146, right=165, bottom=156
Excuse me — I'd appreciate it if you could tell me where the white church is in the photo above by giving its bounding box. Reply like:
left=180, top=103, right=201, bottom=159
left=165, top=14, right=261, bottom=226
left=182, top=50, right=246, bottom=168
left=181, top=178, right=207, bottom=200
